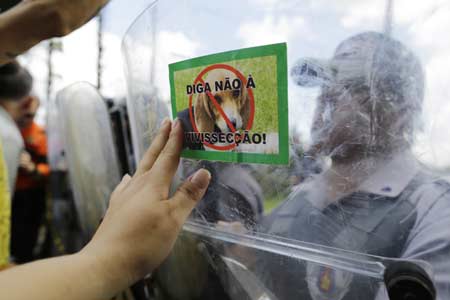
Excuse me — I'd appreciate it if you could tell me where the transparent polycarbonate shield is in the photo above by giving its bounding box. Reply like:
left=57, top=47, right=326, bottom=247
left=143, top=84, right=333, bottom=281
left=47, top=96, right=66, bottom=172
left=123, top=1, right=450, bottom=299
left=56, top=82, right=122, bottom=239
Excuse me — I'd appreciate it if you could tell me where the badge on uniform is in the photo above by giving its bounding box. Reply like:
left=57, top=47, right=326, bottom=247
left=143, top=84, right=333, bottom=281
left=307, top=263, right=353, bottom=300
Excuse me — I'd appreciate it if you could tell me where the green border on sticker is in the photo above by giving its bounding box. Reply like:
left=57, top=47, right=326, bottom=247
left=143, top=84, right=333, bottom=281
left=169, top=43, right=289, bottom=165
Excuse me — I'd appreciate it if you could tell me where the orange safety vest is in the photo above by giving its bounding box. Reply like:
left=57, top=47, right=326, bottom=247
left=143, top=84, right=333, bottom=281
left=16, top=122, right=50, bottom=190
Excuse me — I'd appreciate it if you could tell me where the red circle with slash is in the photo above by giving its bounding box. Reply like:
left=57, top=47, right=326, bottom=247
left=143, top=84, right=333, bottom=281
left=188, top=64, right=255, bottom=151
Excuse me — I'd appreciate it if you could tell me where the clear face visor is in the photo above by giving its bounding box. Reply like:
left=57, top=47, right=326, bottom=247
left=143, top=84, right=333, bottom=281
left=292, top=48, right=424, bottom=159
left=122, top=1, right=450, bottom=299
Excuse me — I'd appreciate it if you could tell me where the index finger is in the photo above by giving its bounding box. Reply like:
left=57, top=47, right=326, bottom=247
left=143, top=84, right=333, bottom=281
left=134, top=118, right=172, bottom=177
left=147, top=119, right=184, bottom=188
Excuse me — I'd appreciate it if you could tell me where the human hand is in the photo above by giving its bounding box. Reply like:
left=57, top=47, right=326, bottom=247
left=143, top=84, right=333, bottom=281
left=19, top=151, right=35, bottom=174
left=80, top=119, right=211, bottom=292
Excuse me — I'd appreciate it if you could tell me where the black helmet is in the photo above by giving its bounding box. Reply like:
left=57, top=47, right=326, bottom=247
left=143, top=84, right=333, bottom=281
left=0, top=61, right=33, bottom=100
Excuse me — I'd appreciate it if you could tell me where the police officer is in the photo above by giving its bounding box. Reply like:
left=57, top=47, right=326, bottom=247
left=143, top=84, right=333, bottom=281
left=254, top=31, right=450, bottom=300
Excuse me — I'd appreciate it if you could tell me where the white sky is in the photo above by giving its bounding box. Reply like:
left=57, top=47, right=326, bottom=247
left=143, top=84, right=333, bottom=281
left=19, top=0, right=450, bottom=170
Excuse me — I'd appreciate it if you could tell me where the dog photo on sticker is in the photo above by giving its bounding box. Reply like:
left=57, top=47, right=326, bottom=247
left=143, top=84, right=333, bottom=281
left=169, top=43, right=289, bottom=165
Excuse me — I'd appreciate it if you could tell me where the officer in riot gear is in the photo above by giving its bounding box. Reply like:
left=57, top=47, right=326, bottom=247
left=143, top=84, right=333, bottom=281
left=253, top=31, right=450, bottom=300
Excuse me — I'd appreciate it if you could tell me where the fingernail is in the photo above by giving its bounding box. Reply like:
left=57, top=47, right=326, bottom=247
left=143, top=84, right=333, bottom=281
left=190, top=169, right=211, bottom=189
left=122, top=174, right=132, bottom=183
left=161, top=117, right=171, bottom=127
left=172, top=118, right=180, bottom=130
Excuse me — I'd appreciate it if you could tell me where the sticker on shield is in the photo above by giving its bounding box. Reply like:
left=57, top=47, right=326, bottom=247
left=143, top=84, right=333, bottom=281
left=169, top=43, right=288, bottom=165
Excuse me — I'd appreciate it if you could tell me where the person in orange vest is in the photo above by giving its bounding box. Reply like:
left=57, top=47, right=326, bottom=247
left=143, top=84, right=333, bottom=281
left=11, top=95, right=49, bottom=263
left=0, top=61, right=33, bottom=269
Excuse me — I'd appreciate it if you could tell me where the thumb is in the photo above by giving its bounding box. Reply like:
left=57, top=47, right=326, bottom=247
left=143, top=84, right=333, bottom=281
left=169, top=169, right=211, bottom=222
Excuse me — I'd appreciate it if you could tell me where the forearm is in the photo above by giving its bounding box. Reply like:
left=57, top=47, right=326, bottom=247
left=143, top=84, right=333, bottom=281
left=0, top=253, right=127, bottom=300
left=0, top=0, right=108, bottom=64
left=37, top=0, right=110, bottom=35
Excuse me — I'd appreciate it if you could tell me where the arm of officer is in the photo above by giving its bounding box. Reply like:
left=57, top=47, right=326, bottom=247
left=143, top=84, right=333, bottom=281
left=375, top=183, right=450, bottom=300
left=0, top=120, right=211, bottom=300
left=0, top=0, right=108, bottom=64
left=400, top=187, right=450, bottom=299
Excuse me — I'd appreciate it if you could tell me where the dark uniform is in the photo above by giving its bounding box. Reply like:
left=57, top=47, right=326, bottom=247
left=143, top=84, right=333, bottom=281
left=255, top=152, right=450, bottom=300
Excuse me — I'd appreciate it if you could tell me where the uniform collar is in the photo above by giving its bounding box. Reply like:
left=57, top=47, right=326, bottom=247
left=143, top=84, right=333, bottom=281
left=358, top=150, right=419, bottom=197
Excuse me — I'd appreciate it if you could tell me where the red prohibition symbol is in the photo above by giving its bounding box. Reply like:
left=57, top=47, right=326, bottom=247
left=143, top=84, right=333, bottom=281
left=188, top=64, right=255, bottom=151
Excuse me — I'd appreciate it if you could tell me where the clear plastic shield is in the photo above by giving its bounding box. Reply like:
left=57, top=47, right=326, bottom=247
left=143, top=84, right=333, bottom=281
left=123, top=1, right=450, bottom=299
left=55, top=82, right=122, bottom=239
left=47, top=97, right=66, bottom=173
left=47, top=93, right=83, bottom=253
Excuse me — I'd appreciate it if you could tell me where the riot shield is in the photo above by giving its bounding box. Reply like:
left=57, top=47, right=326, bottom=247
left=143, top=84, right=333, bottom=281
left=123, top=1, right=450, bottom=299
left=47, top=93, right=82, bottom=253
left=54, top=82, right=122, bottom=240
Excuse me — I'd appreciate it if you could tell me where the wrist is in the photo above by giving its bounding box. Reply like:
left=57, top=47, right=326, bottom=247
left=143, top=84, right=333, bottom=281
left=74, top=250, right=128, bottom=299
left=78, top=245, right=133, bottom=298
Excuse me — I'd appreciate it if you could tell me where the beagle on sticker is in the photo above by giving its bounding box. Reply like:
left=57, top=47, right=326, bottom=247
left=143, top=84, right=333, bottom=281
left=194, top=69, right=251, bottom=136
